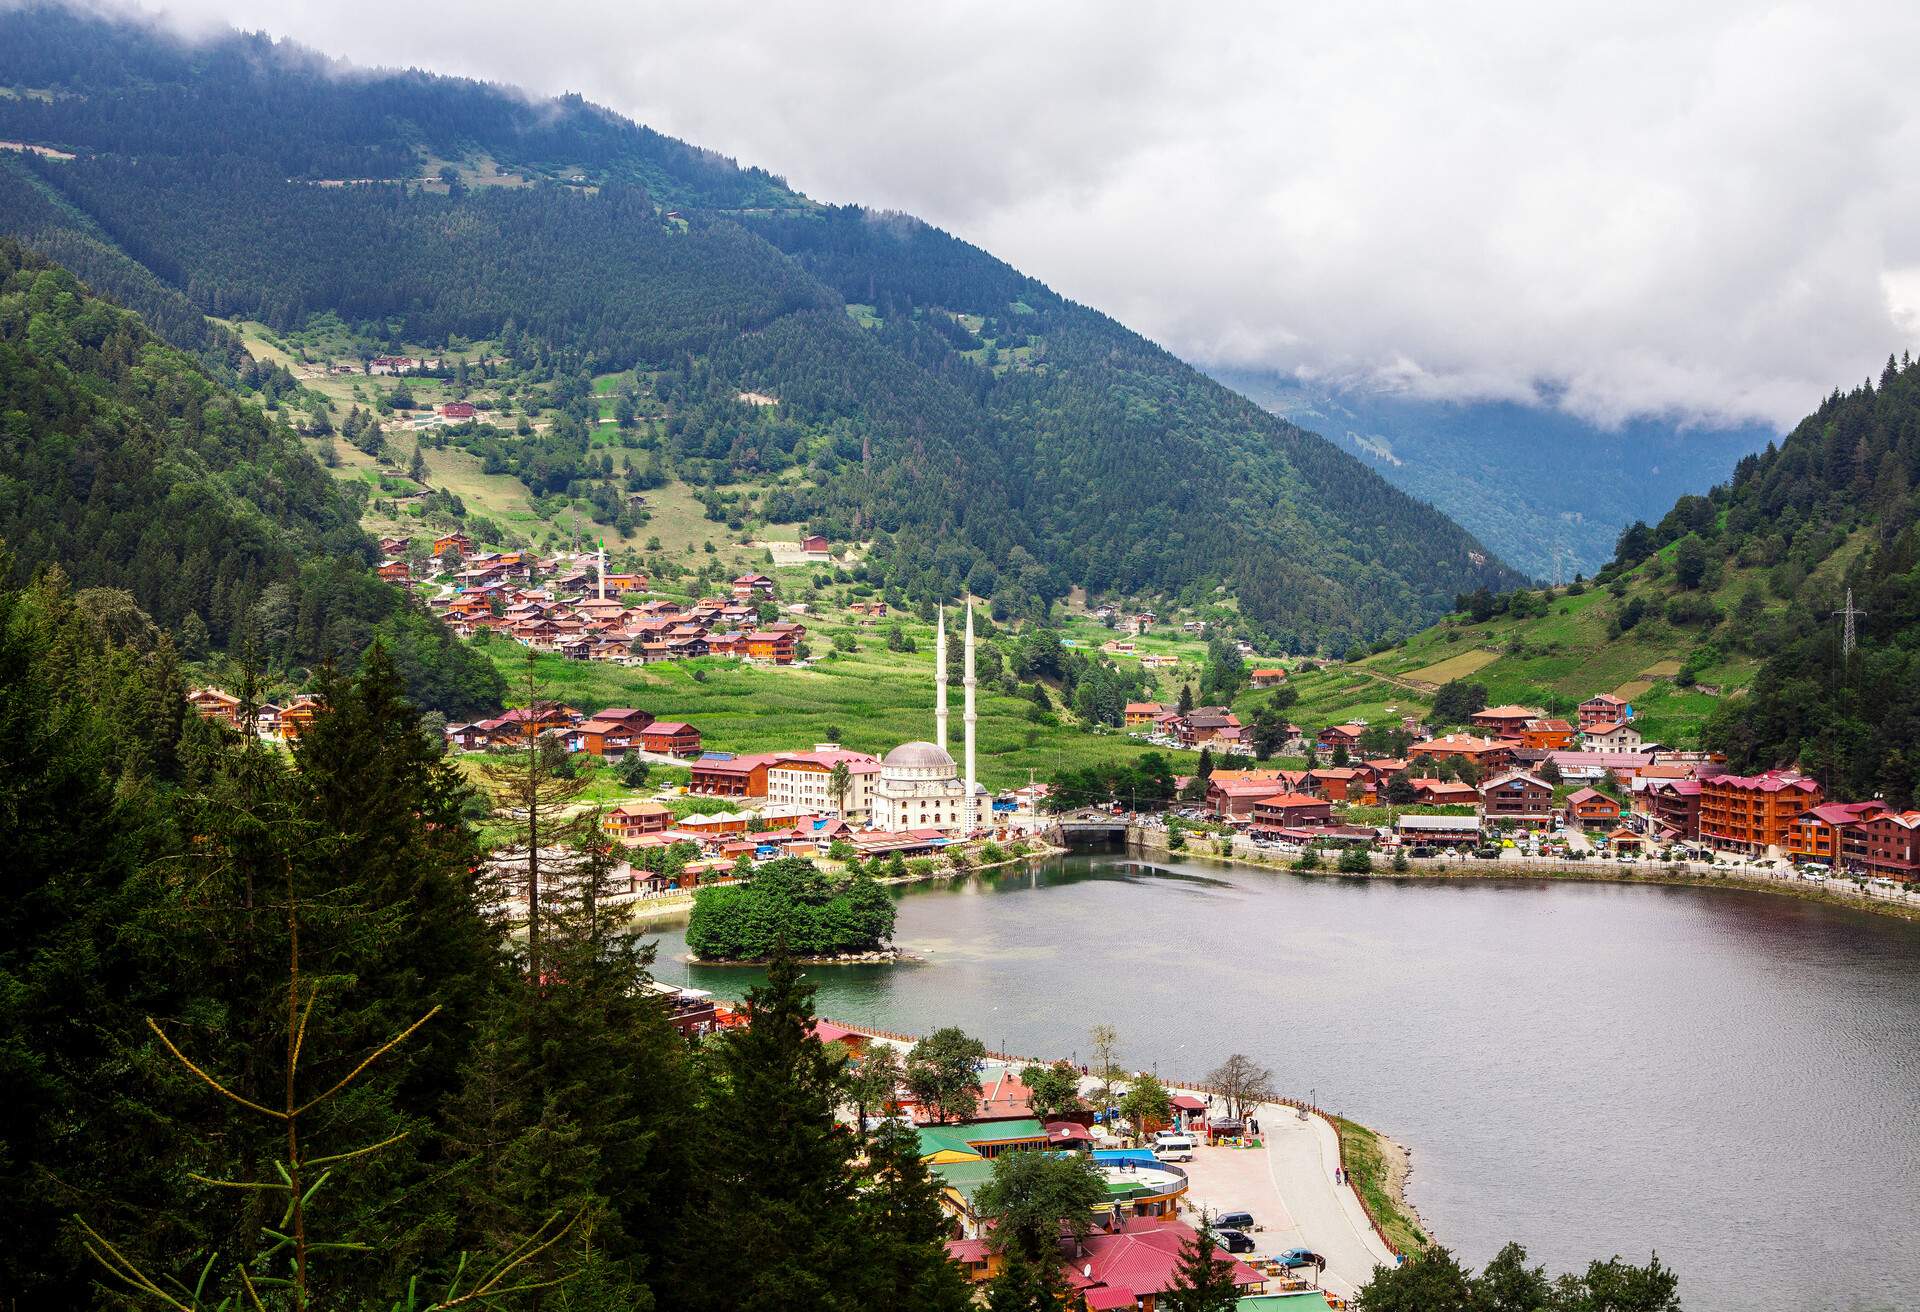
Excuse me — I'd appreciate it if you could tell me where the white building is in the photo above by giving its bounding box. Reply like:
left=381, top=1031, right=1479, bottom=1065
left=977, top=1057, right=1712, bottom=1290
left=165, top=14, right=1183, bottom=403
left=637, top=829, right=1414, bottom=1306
left=870, top=605, right=989, bottom=835
left=766, top=747, right=881, bottom=824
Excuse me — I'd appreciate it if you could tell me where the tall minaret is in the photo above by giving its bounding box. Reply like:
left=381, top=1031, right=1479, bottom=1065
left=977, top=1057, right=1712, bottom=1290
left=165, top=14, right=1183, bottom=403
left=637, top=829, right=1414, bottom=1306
left=934, top=605, right=949, bottom=754
left=597, top=541, right=607, bottom=601
left=964, top=602, right=978, bottom=825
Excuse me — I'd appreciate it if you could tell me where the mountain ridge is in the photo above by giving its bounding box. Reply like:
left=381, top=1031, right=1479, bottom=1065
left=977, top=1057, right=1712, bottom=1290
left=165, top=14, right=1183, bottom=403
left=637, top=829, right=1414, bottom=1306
left=0, top=1, right=1522, bottom=652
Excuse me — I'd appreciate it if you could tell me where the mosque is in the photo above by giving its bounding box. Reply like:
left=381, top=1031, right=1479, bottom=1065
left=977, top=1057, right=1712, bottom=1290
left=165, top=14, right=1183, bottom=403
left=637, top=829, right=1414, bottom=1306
left=870, top=605, right=990, bottom=835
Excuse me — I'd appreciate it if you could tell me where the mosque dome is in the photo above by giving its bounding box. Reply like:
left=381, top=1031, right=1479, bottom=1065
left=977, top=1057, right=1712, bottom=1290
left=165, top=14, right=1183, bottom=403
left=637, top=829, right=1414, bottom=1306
left=883, top=740, right=956, bottom=771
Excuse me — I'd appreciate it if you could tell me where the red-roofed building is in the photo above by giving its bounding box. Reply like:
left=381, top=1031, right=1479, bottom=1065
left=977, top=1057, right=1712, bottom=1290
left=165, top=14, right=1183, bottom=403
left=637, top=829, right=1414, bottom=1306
left=1316, top=723, right=1366, bottom=752
left=1065, top=1217, right=1266, bottom=1307
left=745, top=630, right=798, bottom=663
left=1520, top=718, right=1576, bottom=750
left=1645, top=778, right=1703, bottom=841
left=1564, top=787, right=1622, bottom=829
left=1409, top=778, right=1481, bottom=806
left=1409, top=733, right=1513, bottom=773
left=1250, top=667, right=1288, bottom=687
left=1481, top=769, right=1555, bottom=828
left=1471, top=705, right=1546, bottom=739
left=1699, top=771, right=1823, bottom=854
left=437, top=401, right=476, bottom=419
left=1124, top=701, right=1170, bottom=728
left=640, top=721, right=702, bottom=757
left=688, top=752, right=778, bottom=797
left=731, top=572, right=776, bottom=598
left=1855, top=810, right=1920, bottom=879
left=602, top=802, right=671, bottom=842
left=1249, top=792, right=1334, bottom=833
left=1788, top=800, right=1887, bottom=866
left=1578, top=693, right=1631, bottom=730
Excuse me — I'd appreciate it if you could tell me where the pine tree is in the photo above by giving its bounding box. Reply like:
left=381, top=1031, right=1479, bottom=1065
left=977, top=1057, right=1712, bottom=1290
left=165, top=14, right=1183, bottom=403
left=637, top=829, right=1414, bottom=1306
left=855, top=1120, right=973, bottom=1312
left=668, top=949, right=864, bottom=1312
left=1161, top=1220, right=1241, bottom=1311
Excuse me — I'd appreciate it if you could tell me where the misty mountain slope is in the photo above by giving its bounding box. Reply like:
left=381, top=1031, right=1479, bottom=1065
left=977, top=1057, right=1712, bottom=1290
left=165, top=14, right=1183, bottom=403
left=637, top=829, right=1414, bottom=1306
left=0, top=3, right=1522, bottom=648
left=1216, top=368, right=1773, bottom=579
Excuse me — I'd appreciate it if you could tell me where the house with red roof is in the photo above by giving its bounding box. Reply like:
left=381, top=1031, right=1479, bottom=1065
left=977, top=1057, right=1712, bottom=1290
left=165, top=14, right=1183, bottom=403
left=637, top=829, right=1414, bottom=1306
left=1564, top=787, right=1623, bottom=829
left=1788, top=800, right=1887, bottom=866
left=1578, top=692, right=1632, bottom=730
left=640, top=721, right=702, bottom=757
left=1470, top=704, right=1546, bottom=739
left=1699, top=770, right=1822, bottom=854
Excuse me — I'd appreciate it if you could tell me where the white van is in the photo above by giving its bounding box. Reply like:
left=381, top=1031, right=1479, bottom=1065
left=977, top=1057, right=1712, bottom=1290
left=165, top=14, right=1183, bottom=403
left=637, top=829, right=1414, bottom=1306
left=1152, top=1132, right=1196, bottom=1162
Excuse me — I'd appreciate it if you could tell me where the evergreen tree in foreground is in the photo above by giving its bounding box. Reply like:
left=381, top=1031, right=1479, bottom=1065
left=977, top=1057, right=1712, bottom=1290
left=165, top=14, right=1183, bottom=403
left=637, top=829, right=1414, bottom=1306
left=1160, top=1219, right=1241, bottom=1312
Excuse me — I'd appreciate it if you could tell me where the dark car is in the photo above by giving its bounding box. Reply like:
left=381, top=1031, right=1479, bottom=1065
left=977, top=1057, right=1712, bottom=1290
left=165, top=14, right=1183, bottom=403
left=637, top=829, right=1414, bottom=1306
left=1213, top=1210, right=1256, bottom=1232
left=1217, top=1229, right=1257, bottom=1254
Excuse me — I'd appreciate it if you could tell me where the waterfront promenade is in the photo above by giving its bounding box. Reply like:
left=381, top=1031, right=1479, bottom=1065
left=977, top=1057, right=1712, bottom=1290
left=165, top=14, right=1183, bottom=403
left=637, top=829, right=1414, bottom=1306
left=1179, top=1101, right=1399, bottom=1303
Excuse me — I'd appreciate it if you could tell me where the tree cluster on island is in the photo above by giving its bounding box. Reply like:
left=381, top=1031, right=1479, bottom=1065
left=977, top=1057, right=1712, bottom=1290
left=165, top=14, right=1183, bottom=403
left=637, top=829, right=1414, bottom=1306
left=685, top=856, right=897, bottom=961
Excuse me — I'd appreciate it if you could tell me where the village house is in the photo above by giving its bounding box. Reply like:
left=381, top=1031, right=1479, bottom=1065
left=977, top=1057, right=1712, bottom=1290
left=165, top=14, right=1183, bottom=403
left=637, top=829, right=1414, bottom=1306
left=1408, top=732, right=1514, bottom=774
left=801, top=533, right=831, bottom=555
left=602, top=802, right=672, bottom=843
left=1563, top=787, right=1623, bottom=829
left=1644, top=778, right=1703, bottom=842
left=1469, top=705, right=1546, bottom=740
left=1176, top=708, right=1243, bottom=749
left=279, top=694, right=325, bottom=741
left=1314, top=724, right=1367, bottom=756
left=187, top=686, right=244, bottom=728
left=432, top=531, right=473, bottom=558
left=688, top=752, right=780, bottom=798
left=731, top=573, right=777, bottom=599
left=1206, top=772, right=1304, bottom=821
left=1249, top=791, right=1334, bottom=833
left=1583, top=720, right=1646, bottom=752
left=1124, top=701, right=1170, bottom=729
left=1698, top=770, right=1823, bottom=855
left=640, top=720, right=703, bottom=757
left=1480, top=769, right=1555, bottom=828
left=1409, top=777, right=1482, bottom=806
left=1578, top=693, right=1632, bottom=730
left=376, top=558, right=410, bottom=582
left=744, top=629, right=799, bottom=663
left=1519, top=717, right=1576, bottom=750
left=574, top=717, right=644, bottom=758
left=1250, top=667, right=1288, bottom=687
left=1304, top=767, right=1368, bottom=803
left=436, top=401, right=476, bottom=419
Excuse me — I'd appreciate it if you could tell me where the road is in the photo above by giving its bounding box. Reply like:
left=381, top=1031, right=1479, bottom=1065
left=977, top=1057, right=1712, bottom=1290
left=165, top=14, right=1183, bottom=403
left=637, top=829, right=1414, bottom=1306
left=1178, top=1102, right=1399, bottom=1303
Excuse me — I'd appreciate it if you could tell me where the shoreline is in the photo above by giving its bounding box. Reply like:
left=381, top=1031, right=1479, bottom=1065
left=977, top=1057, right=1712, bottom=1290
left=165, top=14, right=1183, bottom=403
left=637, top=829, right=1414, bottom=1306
left=617, top=840, right=1069, bottom=930
left=1131, top=827, right=1920, bottom=925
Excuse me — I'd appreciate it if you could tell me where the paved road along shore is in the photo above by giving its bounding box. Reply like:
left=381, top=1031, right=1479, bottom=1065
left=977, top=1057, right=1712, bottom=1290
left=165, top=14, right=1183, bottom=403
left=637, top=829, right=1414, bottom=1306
left=1178, top=1100, right=1399, bottom=1302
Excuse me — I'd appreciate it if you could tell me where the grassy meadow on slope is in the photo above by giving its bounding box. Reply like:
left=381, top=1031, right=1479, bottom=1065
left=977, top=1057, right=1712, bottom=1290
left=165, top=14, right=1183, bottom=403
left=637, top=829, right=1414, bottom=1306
left=483, top=612, right=1201, bottom=793
left=1258, top=525, right=1870, bottom=749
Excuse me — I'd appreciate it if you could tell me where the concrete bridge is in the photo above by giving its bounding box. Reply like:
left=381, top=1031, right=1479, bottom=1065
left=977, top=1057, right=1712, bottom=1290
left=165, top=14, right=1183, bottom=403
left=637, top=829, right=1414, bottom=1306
left=1050, top=810, right=1132, bottom=847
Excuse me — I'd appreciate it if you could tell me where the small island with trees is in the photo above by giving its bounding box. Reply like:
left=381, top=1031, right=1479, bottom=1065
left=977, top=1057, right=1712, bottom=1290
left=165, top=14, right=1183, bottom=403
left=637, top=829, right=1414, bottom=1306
left=685, top=857, right=899, bottom=963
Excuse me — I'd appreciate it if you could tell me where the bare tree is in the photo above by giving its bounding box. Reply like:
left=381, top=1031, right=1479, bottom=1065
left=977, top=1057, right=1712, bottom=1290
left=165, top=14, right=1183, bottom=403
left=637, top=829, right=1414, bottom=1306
left=1090, top=1023, right=1123, bottom=1115
left=1206, top=1053, right=1276, bottom=1122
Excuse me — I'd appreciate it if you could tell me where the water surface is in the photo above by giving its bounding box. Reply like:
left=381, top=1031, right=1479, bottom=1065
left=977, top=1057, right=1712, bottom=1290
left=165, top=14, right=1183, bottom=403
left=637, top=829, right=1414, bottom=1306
left=651, top=855, right=1920, bottom=1312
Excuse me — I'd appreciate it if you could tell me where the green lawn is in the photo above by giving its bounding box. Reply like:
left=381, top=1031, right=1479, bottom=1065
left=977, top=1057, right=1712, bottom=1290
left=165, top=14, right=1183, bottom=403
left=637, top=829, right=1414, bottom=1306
left=481, top=614, right=1198, bottom=792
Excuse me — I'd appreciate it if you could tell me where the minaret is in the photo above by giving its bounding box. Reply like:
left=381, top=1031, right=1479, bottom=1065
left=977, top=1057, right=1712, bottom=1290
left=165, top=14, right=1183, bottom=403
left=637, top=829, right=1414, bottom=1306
left=597, top=541, right=607, bottom=601
left=964, top=602, right=978, bottom=826
left=934, top=605, right=948, bottom=754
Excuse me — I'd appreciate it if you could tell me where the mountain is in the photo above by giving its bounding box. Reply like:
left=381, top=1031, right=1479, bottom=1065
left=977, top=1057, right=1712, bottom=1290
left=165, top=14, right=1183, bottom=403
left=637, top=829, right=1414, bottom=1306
left=0, top=237, right=504, bottom=715
left=1272, top=352, right=1920, bottom=806
left=0, top=3, right=1523, bottom=652
left=1211, top=368, right=1774, bottom=580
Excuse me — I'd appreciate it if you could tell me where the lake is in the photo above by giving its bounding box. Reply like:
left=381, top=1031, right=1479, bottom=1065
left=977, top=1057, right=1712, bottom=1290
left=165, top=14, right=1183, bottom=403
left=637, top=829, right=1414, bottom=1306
left=648, top=854, right=1920, bottom=1312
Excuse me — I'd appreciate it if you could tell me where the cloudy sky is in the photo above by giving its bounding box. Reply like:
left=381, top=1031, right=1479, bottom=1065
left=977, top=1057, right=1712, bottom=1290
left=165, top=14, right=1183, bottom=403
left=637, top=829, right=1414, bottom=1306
left=145, top=0, right=1920, bottom=429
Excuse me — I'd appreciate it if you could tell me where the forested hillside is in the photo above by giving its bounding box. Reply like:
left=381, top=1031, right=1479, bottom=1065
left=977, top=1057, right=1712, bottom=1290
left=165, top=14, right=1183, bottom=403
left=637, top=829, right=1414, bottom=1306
left=0, top=3, right=1521, bottom=649
left=1276, top=352, right=1920, bottom=806
left=0, top=239, right=502, bottom=714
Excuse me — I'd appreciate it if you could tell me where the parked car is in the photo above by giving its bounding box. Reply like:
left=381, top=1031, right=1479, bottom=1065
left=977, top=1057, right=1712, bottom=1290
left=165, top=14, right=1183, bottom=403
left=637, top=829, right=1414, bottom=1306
left=1213, top=1210, right=1256, bottom=1232
left=1276, top=1248, right=1326, bottom=1270
left=1217, top=1229, right=1257, bottom=1253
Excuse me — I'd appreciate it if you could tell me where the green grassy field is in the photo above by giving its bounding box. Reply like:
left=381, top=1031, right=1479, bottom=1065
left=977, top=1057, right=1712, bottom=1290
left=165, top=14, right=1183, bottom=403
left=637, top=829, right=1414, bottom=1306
left=481, top=612, right=1199, bottom=792
left=1249, top=527, right=1875, bottom=748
